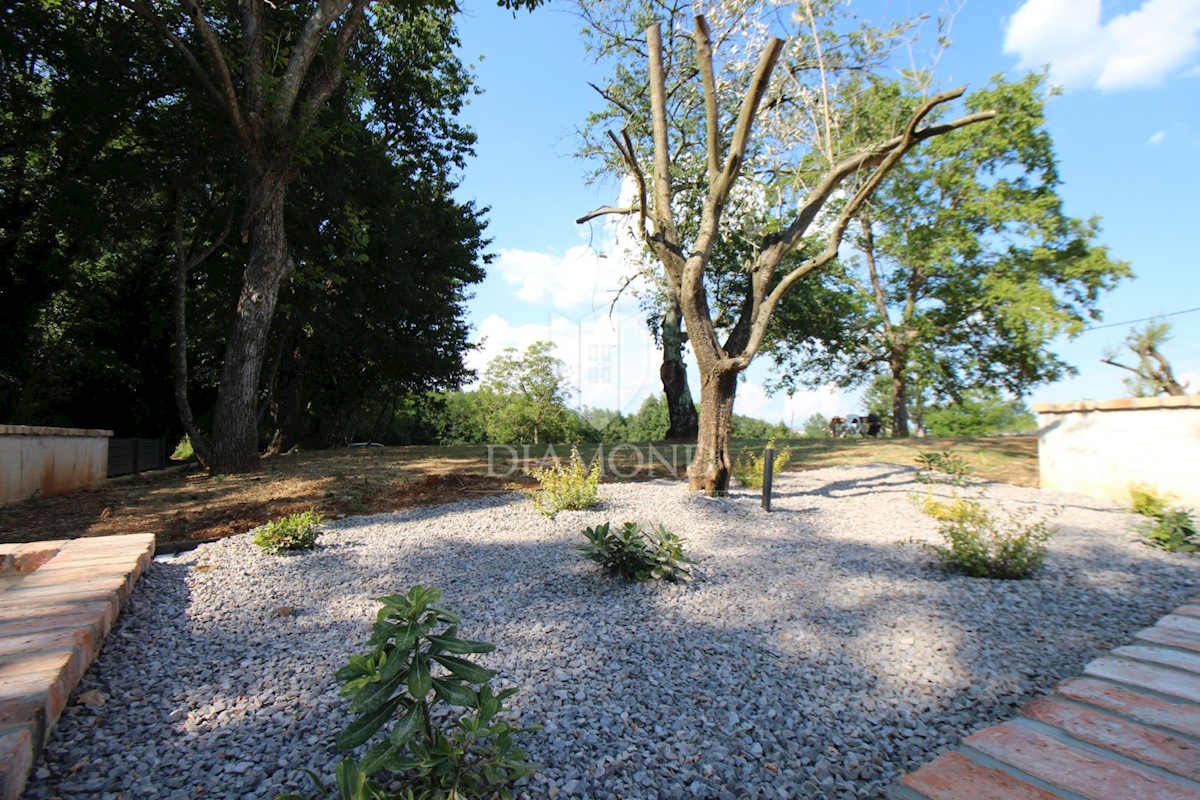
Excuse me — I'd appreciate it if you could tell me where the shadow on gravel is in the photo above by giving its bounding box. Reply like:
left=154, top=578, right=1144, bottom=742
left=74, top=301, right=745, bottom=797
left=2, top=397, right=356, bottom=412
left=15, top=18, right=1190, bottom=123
left=26, top=478, right=1200, bottom=800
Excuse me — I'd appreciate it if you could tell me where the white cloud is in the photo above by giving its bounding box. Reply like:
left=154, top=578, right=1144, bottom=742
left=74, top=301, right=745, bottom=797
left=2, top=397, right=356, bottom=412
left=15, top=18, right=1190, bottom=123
left=1149, top=129, right=1169, bottom=144
left=1004, top=0, right=1200, bottom=91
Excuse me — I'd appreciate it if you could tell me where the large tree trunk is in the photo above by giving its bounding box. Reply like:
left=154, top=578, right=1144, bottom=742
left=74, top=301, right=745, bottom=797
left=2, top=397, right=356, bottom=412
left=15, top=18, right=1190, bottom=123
left=688, top=366, right=738, bottom=494
left=208, top=169, right=292, bottom=473
left=660, top=293, right=699, bottom=440
left=891, top=356, right=909, bottom=438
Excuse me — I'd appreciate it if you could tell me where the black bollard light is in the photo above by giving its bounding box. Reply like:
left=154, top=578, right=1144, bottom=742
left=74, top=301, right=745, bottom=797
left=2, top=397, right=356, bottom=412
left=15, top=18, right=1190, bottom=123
left=762, top=446, right=775, bottom=512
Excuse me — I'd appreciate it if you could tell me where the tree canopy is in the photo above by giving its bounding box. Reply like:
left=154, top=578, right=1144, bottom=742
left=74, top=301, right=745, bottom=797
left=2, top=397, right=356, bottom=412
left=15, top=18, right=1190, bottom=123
left=767, top=74, right=1129, bottom=435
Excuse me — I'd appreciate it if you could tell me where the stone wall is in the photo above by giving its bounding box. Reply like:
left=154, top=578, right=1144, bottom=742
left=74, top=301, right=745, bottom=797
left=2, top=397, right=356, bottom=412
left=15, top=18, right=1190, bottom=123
left=1032, top=395, right=1200, bottom=510
left=0, top=425, right=113, bottom=505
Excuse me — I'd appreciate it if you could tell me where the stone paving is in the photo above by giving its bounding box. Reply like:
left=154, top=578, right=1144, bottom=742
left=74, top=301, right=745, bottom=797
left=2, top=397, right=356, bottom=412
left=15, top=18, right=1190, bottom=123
left=0, top=535, right=154, bottom=800
left=893, top=601, right=1200, bottom=800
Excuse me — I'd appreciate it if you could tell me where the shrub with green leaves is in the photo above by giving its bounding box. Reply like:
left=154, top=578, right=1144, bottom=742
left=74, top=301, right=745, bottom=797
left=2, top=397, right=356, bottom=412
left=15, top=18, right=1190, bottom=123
left=914, top=450, right=975, bottom=487
left=916, top=495, right=1054, bottom=579
left=1130, top=486, right=1198, bottom=553
left=732, top=439, right=792, bottom=489
left=579, top=521, right=694, bottom=583
left=526, top=446, right=601, bottom=517
left=253, top=510, right=324, bottom=554
left=276, top=586, right=539, bottom=800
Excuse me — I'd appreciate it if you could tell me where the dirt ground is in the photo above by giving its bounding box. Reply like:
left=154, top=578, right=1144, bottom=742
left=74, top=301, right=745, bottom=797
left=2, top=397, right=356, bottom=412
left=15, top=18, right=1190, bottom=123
left=0, top=436, right=1037, bottom=548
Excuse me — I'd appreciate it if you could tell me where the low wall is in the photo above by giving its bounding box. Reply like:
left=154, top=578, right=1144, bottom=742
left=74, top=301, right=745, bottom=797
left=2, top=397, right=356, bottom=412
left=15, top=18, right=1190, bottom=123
left=0, top=425, right=113, bottom=505
left=1032, top=396, right=1200, bottom=510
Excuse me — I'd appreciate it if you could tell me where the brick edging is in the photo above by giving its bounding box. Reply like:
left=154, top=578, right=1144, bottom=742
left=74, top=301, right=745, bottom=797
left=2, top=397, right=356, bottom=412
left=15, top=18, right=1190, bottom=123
left=0, top=534, right=154, bottom=800
left=893, top=596, right=1200, bottom=800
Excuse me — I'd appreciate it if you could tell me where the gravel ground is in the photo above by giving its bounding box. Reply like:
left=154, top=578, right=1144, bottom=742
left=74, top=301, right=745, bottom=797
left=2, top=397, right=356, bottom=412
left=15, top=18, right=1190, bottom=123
left=24, top=464, right=1199, bottom=800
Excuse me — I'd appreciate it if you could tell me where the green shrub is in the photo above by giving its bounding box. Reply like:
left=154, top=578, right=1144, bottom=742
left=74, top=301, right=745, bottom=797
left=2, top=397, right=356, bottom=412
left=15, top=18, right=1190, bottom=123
left=1130, top=487, right=1198, bottom=553
left=526, top=447, right=601, bottom=517
left=276, top=586, right=539, bottom=800
left=252, top=510, right=323, bottom=554
left=1129, top=484, right=1173, bottom=519
left=914, top=450, right=975, bottom=487
left=732, top=439, right=792, bottom=489
left=1139, top=508, right=1199, bottom=553
left=171, top=434, right=195, bottom=461
left=579, top=521, right=694, bottom=583
left=917, top=496, right=1055, bottom=579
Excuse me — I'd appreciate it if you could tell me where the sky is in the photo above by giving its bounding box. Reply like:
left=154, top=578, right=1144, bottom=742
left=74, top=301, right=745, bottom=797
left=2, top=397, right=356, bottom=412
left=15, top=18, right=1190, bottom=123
left=449, top=0, right=1200, bottom=428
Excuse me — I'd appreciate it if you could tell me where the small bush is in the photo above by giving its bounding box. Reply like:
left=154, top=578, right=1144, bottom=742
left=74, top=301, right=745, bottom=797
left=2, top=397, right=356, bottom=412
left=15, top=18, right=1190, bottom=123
left=917, top=496, right=1054, bottom=579
left=1129, top=484, right=1173, bottom=518
left=252, top=510, right=323, bottom=554
left=1130, top=487, right=1198, bottom=553
left=579, top=521, right=694, bottom=583
left=914, top=450, right=975, bottom=487
left=276, top=586, right=539, bottom=800
left=526, top=446, right=601, bottom=517
left=732, top=439, right=792, bottom=489
left=1139, top=508, right=1199, bottom=553
left=171, top=434, right=195, bottom=461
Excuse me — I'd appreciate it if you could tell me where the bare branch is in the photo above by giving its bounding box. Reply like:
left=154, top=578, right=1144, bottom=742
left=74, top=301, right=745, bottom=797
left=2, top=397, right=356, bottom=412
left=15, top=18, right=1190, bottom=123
left=274, top=0, right=345, bottom=126
left=575, top=206, right=639, bottom=225
left=178, top=0, right=254, bottom=152
left=113, top=0, right=224, bottom=109
left=693, top=15, right=721, bottom=185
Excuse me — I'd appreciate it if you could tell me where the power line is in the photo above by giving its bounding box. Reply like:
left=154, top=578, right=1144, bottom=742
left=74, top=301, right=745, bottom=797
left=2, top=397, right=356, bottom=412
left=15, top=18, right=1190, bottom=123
left=1082, top=306, right=1200, bottom=333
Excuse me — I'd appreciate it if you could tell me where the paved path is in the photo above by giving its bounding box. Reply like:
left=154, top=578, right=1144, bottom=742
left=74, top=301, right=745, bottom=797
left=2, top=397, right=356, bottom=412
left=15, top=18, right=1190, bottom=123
left=0, top=535, right=154, bottom=800
left=893, top=599, right=1200, bottom=800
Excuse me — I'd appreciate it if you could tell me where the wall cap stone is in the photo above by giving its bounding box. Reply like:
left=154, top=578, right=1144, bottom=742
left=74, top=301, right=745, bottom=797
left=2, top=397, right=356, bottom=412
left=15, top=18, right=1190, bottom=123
left=1032, top=395, right=1200, bottom=414
left=0, top=425, right=114, bottom=437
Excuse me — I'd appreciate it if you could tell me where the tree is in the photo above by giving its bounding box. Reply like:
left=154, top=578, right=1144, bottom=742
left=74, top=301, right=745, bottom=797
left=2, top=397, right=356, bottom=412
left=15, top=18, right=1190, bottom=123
left=118, top=0, right=539, bottom=473
left=583, top=6, right=994, bottom=493
left=1102, top=319, right=1190, bottom=397
left=480, top=342, right=576, bottom=445
left=923, top=389, right=1036, bottom=437
left=767, top=75, right=1129, bottom=436
left=800, top=413, right=831, bottom=439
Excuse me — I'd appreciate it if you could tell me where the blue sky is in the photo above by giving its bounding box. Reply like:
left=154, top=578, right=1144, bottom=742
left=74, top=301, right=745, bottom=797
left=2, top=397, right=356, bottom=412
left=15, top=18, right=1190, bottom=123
left=451, top=0, right=1200, bottom=427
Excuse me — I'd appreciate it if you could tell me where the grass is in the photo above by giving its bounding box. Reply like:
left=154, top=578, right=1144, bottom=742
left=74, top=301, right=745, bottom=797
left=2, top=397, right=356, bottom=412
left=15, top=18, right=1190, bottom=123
left=0, top=435, right=1037, bottom=548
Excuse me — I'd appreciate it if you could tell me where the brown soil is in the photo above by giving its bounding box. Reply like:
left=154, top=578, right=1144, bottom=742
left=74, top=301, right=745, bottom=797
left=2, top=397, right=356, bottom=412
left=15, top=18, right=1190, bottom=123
left=0, top=437, right=1037, bottom=549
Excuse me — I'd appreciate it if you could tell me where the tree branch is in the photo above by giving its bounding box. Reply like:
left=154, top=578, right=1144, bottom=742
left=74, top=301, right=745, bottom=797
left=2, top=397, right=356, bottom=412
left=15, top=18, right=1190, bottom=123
left=575, top=206, right=639, bottom=225
left=693, top=15, right=721, bottom=186
left=274, top=0, right=345, bottom=127
left=178, top=0, right=254, bottom=153
left=113, top=0, right=224, bottom=109
left=304, top=0, right=370, bottom=119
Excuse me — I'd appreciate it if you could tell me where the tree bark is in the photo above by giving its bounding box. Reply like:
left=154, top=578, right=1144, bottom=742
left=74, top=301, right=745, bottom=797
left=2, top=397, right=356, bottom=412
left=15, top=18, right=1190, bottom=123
left=660, top=293, right=699, bottom=440
left=208, top=168, right=292, bottom=473
left=891, top=356, right=909, bottom=438
left=277, top=326, right=308, bottom=452
left=688, top=365, right=738, bottom=493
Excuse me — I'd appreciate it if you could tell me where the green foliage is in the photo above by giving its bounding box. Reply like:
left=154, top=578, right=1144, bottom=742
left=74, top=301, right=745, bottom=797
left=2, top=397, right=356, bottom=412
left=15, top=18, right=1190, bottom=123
left=252, top=511, right=324, bottom=554
left=923, top=389, right=1038, bottom=437
left=279, top=586, right=539, bottom=800
left=171, top=435, right=196, bottom=461
left=914, top=451, right=976, bottom=487
left=800, top=414, right=831, bottom=438
left=731, top=415, right=791, bottom=440
left=480, top=342, right=575, bottom=445
left=917, top=496, right=1055, bottom=579
left=525, top=447, right=602, bottom=517
left=1130, top=486, right=1198, bottom=553
left=1130, top=485, right=1174, bottom=519
left=579, top=522, right=694, bottom=583
left=732, top=440, right=793, bottom=489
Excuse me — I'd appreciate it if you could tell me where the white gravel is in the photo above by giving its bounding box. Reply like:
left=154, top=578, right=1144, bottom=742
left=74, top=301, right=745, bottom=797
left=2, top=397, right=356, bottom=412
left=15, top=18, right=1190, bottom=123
left=24, top=463, right=1199, bottom=800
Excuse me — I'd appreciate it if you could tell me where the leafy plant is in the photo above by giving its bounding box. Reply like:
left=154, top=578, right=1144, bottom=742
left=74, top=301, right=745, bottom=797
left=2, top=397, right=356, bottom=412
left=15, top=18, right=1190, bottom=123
left=276, top=586, right=539, bottom=800
left=171, top=434, right=195, bottom=461
left=1130, top=486, right=1198, bottom=553
left=916, top=496, right=1055, bottom=579
left=252, top=510, right=324, bottom=554
left=579, top=521, right=694, bottom=583
left=732, top=439, right=792, bottom=489
left=1139, top=508, right=1199, bottom=553
left=1129, top=484, right=1173, bottom=519
left=525, top=447, right=601, bottom=517
left=914, top=450, right=976, bottom=487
